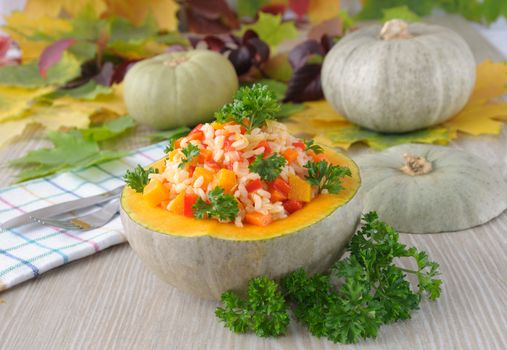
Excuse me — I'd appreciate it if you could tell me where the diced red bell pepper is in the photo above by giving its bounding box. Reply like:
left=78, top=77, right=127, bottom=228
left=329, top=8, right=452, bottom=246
left=283, top=200, right=304, bottom=214
left=205, top=160, right=221, bottom=171
left=223, top=134, right=235, bottom=151
left=186, top=130, right=204, bottom=142
left=187, top=165, right=196, bottom=177
left=282, top=148, right=298, bottom=164
left=246, top=179, right=263, bottom=192
left=255, top=140, right=271, bottom=157
left=198, top=149, right=213, bottom=163
left=293, top=141, right=305, bottom=150
left=189, top=123, right=203, bottom=135
left=183, top=193, right=198, bottom=217
left=272, top=178, right=290, bottom=196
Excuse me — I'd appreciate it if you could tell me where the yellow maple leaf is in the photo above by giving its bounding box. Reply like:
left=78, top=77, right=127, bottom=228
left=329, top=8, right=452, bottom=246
left=23, top=0, right=106, bottom=18
left=308, top=0, right=341, bottom=23
left=284, top=60, right=507, bottom=150
left=52, top=84, right=127, bottom=116
left=0, top=86, right=54, bottom=122
left=0, top=104, right=92, bottom=149
left=103, top=0, right=179, bottom=31
left=3, top=12, right=72, bottom=62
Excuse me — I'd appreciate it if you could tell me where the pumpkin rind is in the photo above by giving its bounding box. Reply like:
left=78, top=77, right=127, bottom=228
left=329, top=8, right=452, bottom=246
left=322, top=22, right=476, bottom=133
left=120, top=150, right=361, bottom=300
left=123, top=51, right=238, bottom=129
left=357, top=144, right=507, bottom=233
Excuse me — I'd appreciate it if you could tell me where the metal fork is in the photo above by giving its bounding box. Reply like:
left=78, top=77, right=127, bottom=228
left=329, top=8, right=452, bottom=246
left=29, top=198, right=120, bottom=231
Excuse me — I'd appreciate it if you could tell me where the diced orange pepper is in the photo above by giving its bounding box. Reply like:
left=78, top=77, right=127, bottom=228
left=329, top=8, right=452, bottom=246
left=143, top=179, right=170, bottom=206
left=269, top=188, right=287, bottom=203
left=173, top=138, right=182, bottom=149
left=198, top=149, right=213, bottom=163
left=193, top=167, right=215, bottom=189
left=272, top=178, right=290, bottom=196
left=186, top=130, right=204, bottom=142
left=168, top=192, right=185, bottom=215
left=153, top=161, right=166, bottom=174
left=288, top=174, right=312, bottom=202
left=160, top=200, right=170, bottom=209
left=211, top=121, right=224, bottom=130
left=216, top=169, right=237, bottom=194
left=309, top=151, right=328, bottom=162
left=183, top=193, right=198, bottom=217
left=245, top=212, right=272, bottom=226
left=282, top=148, right=298, bottom=164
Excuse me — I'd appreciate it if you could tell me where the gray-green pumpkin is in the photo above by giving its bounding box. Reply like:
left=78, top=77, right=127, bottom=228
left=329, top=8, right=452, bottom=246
left=322, top=19, right=476, bottom=133
left=357, top=144, right=507, bottom=233
left=123, top=51, right=238, bottom=130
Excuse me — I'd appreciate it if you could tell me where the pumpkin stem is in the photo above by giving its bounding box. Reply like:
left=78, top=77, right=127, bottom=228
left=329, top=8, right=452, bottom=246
left=400, top=153, right=432, bottom=176
left=380, top=19, right=414, bottom=40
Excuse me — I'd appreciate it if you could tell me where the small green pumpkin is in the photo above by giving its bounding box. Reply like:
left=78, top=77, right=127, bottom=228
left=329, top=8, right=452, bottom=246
left=357, top=144, right=507, bottom=233
left=322, top=19, right=476, bottom=133
left=123, top=51, right=238, bottom=130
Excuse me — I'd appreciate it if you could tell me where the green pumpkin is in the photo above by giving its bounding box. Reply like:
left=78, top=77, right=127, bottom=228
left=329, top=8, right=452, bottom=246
left=357, top=144, right=507, bottom=233
left=123, top=51, right=238, bottom=130
left=322, top=19, right=476, bottom=133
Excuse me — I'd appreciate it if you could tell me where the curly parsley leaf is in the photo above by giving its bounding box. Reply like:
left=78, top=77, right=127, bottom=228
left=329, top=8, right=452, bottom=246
left=217, top=212, right=442, bottom=344
left=178, top=143, right=200, bottom=169
left=123, top=164, right=159, bottom=193
left=304, top=160, right=351, bottom=194
left=215, top=83, right=281, bottom=132
left=216, top=276, right=289, bottom=337
left=249, top=153, right=287, bottom=182
left=193, top=187, right=239, bottom=222
left=303, top=139, right=324, bottom=154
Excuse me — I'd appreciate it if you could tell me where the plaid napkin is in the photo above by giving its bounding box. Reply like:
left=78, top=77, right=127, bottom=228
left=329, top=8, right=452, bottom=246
left=0, top=142, right=166, bottom=291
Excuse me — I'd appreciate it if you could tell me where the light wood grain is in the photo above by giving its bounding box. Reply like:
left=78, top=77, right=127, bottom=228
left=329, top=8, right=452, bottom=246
left=0, top=15, right=506, bottom=350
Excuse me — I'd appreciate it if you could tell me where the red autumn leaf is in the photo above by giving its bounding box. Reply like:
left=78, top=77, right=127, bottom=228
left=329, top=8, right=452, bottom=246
left=180, top=0, right=239, bottom=34
left=38, top=38, right=77, bottom=78
left=289, top=0, right=310, bottom=19
left=260, top=4, right=287, bottom=15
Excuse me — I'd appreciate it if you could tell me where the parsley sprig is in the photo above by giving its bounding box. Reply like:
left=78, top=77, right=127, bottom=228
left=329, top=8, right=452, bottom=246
left=193, top=187, right=239, bottom=222
left=215, top=84, right=280, bottom=133
left=249, top=153, right=287, bottom=182
left=303, top=139, right=324, bottom=154
left=123, top=164, right=159, bottom=193
left=304, top=160, right=351, bottom=194
left=216, top=212, right=442, bottom=343
left=215, top=276, right=289, bottom=337
left=179, top=143, right=200, bottom=169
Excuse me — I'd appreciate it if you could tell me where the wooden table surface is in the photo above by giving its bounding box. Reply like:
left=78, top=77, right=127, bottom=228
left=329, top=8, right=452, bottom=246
left=0, top=16, right=506, bottom=350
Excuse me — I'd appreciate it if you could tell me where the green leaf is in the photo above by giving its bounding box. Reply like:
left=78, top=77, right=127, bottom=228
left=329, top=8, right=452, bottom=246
left=382, top=5, right=420, bottom=22
left=237, top=0, right=270, bottom=18
left=68, top=6, right=108, bottom=41
left=10, top=130, right=126, bottom=182
left=277, top=103, right=305, bottom=119
left=255, top=79, right=287, bottom=100
left=356, top=0, right=434, bottom=20
left=149, top=126, right=191, bottom=143
left=240, top=13, right=298, bottom=50
left=0, top=52, right=80, bottom=88
left=43, top=80, right=112, bottom=101
left=80, top=115, right=136, bottom=142
left=109, top=13, right=158, bottom=44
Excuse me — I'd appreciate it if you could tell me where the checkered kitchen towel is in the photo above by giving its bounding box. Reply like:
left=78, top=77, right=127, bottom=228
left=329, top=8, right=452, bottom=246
left=0, top=142, right=166, bottom=291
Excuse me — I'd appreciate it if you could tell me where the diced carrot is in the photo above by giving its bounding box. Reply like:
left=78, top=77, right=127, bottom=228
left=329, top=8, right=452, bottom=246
left=193, top=167, right=215, bottom=189
left=216, top=169, right=237, bottom=194
left=198, top=148, right=213, bottom=163
left=272, top=178, right=290, bottom=196
left=255, top=140, right=271, bottom=157
left=246, top=179, right=263, bottom=192
left=288, top=174, right=312, bottom=202
left=245, top=212, right=272, bottom=226
left=187, top=130, right=204, bottom=141
left=283, top=200, right=304, bottom=214
left=282, top=148, right=298, bottom=164
left=143, top=179, right=170, bottom=206
left=293, top=141, right=305, bottom=150
left=309, top=151, right=328, bottom=162
left=168, top=192, right=185, bottom=214
left=184, top=193, right=199, bottom=217
left=269, top=188, right=287, bottom=202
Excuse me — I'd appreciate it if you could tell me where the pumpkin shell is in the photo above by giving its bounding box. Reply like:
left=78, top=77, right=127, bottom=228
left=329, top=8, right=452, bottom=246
left=357, top=144, right=507, bottom=233
left=123, top=51, right=238, bottom=130
left=120, top=150, right=361, bottom=300
left=322, top=22, right=476, bottom=133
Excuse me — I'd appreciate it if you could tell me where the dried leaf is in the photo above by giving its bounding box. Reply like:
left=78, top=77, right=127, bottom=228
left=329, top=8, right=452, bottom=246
left=23, top=0, right=106, bottom=18
left=38, top=38, right=77, bottom=78
left=308, top=0, right=341, bottom=23
left=3, top=13, right=72, bottom=62
left=0, top=86, right=54, bottom=122
left=43, top=80, right=112, bottom=100
left=240, top=13, right=298, bottom=51
left=52, top=84, right=127, bottom=115
left=0, top=52, right=80, bottom=88
left=470, top=60, right=507, bottom=102
left=103, top=0, right=179, bottom=31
